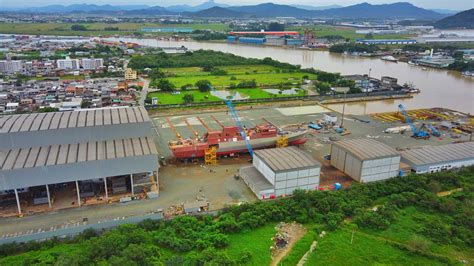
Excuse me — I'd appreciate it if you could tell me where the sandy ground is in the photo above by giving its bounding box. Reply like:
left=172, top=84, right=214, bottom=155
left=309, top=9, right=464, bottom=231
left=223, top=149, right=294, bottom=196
left=0, top=159, right=256, bottom=235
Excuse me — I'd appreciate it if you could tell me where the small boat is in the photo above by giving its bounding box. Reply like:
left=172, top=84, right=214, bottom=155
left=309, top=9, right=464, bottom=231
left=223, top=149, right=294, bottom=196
left=381, top=55, right=398, bottom=62
left=422, top=67, right=428, bottom=71
left=462, top=71, right=473, bottom=78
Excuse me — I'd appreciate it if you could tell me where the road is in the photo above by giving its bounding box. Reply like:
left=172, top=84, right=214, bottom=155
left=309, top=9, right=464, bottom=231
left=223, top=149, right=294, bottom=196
left=139, top=77, right=149, bottom=106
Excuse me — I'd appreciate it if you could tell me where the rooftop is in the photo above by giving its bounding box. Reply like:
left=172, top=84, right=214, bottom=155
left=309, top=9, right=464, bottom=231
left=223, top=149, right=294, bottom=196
left=401, top=142, right=474, bottom=166
left=332, top=138, right=400, bottom=161
left=254, top=146, right=321, bottom=172
left=240, top=166, right=274, bottom=191
left=0, top=106, right=149, bottom=133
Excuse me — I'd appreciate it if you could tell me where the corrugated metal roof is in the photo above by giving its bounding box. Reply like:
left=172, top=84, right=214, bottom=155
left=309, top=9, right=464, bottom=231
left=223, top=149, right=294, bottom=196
left=333, top=138, right=399, bottom=161
left=401, top=141, right=474, bottom=166
left=0, top=137, right=157, bottom=171
left=0, top=107, right=150, bottom=133
left=254, top=146, right=320, bottom=172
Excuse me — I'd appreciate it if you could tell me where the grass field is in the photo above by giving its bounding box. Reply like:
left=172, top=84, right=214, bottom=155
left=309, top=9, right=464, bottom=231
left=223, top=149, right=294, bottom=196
left=288, top=25, right=413, bottom=41
left=305, top=226, right=447, bottom=266
left=225, top=224, right=276, bottom=265
left=149, top=65, right=311, bottom=104
left=147, top=91, right=220, bottom=104
left=163, top=65, right=315, bottom=88
left=0, top=23, right=228, bottom=36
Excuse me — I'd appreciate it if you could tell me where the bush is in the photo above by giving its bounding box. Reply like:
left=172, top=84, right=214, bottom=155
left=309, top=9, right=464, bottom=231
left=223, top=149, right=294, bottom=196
left=182, top=94, right=194, bottom=104
left=71, top=24, right=87, bottom=31
left=195, top=80, right=212, bottom=92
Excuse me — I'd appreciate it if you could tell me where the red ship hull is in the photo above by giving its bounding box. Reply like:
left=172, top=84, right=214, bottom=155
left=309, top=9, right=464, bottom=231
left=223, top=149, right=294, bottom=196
left=170, top=130, right=307, bottom=159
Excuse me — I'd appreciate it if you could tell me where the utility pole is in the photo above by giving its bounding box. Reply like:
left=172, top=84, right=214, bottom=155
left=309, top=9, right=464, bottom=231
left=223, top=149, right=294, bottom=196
left=340, top=91, right=347, bottom=129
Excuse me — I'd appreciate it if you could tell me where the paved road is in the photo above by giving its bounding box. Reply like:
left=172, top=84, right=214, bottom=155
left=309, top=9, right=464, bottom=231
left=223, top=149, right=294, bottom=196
left=139, top=77, right=149, bottom=106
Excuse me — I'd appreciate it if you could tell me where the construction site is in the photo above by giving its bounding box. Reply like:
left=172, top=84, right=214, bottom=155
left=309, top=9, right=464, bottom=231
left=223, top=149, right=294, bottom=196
left=153, top=102, right=473, bottom=197
left=1, top=102, right=473, bottom=240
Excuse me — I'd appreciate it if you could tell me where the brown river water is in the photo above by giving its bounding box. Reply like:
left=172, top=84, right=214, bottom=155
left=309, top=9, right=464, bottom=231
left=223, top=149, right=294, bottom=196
left=112, top=37, right=473, bottom=115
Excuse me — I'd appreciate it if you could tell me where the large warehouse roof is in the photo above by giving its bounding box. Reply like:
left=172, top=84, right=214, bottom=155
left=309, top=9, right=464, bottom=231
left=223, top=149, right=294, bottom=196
left=332, top=138, right=399, bottom=161
left=0, top=107, right=153, bottom=150
left=401, top=142, right=474, bottom=166
left=0, top=106, right=149, bottom=133
left=254, top=146, right=320, bottom=172
left=1, top=137, right=157, bottom=171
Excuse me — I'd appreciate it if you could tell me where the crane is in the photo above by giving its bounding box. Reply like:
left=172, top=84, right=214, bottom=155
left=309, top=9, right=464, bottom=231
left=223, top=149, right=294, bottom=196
left=428, top=123, right=441, bottom=137
left=225, top=99, right=254, bottom=157
left=398, top=104, right=430, bottom=139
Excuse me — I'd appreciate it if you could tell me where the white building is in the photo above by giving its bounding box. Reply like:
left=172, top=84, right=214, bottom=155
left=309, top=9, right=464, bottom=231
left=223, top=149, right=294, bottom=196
left=81, top=58, right=104, bottom=70
left=240, top=146, right=321, bottom=199
left=0, top=60, right=23, bottom=74
left=56, top=57, right=80, bottom=70
left=401, top=142, right=474, bottom=173
left=331, top=138, right=400, bottom=183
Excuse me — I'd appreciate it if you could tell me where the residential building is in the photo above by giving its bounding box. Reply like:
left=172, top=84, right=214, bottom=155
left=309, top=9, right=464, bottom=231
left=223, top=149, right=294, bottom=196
left=81, top=58, right=103, bottom=70
left=56, top=57, right=80, bottom=70
left=125, top=68, right=137, bottom=80
left=0, top=60, right=23, bottom=74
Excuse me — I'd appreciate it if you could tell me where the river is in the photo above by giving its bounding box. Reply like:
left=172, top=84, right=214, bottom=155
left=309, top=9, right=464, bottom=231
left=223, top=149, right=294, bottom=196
left=111, top=37, right=473, bottom=115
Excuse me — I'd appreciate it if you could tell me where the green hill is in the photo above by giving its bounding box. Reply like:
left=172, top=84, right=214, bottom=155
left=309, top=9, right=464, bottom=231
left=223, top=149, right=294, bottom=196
left=434, top=8, right=474, bottom=29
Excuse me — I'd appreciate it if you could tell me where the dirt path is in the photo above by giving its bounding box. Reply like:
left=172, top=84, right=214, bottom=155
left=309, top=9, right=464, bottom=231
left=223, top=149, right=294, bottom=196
left=270, top=224, right=307, bottom=266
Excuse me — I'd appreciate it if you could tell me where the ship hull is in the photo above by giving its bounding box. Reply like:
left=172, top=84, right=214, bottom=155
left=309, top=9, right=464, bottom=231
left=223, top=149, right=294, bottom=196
left=171, top=131, right=307, bottom=159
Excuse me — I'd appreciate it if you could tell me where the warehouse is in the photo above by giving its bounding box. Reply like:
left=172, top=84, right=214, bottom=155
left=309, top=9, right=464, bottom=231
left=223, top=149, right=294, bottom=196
left=401, top=142, right=474, bottom=173
left=239, top=146, right=320, bottom=199
left=331, top=138, right=400, bottom=183
left=0, top=107, right=159, bottom=216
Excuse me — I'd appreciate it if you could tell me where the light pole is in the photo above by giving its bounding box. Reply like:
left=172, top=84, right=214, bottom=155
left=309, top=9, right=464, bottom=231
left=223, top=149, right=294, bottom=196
left=340, top=90, right=348, bottom=129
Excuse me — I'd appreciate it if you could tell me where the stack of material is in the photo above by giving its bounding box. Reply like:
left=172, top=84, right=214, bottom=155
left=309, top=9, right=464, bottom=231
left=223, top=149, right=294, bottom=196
left=112, top=177, right=127, bottom=194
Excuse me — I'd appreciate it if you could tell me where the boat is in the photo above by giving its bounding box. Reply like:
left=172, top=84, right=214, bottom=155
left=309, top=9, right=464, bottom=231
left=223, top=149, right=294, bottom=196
left=381, top=55, right=398, bottom=62
left=168, top=122, right=308, bottom=159
left=462, top=71, right=473, bottom=78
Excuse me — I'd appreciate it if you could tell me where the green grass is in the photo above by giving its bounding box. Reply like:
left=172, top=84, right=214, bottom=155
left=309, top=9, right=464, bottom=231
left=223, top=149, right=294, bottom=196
left=0, top=22, right=228, bottom=36
left=226, top=223, right=276, bottom=265
left=147, top=90, right=221, bottom=104
left=365, top=207, right=474, bottom=262
left=166, top=72, right=312, bottom=88
left=288, top=25, right=413, bottom=41
left=305, top=226, right=447, bottom=266
left=279, top=226, right=319, bottom=266
left=147, top=87, right=306, bottom=104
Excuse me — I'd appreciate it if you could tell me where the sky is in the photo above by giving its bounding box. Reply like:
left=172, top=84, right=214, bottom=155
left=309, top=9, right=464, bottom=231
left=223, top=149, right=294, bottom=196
left=1, top=0, right=473, bottom=10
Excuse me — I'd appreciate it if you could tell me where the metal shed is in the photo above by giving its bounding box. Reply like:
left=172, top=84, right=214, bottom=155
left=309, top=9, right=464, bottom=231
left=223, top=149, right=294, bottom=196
left=0, top=107, right=152, bottom=149
left=331, top=138, right=400, bottom=183
left=401, top=142, right=474, bottom=173
left=252, top=146, right=321, bottom=196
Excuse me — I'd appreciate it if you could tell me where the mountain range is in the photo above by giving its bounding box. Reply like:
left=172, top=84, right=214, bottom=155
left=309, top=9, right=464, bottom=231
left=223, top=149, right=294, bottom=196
left=434, top=9, right=474, bottom=29
left=2, top=2, right=449, bottom=20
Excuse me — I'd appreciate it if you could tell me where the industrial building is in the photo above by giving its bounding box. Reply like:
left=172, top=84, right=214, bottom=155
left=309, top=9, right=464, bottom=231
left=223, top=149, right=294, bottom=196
left=356, top=39, right=417, bottom=45
left=330, top=138, right=400, bottom=183
left=401, top=142, right=474, bottom=173
left=0, top=107, right=159, bottom=216
left=240, top=146, right=320, bottom=199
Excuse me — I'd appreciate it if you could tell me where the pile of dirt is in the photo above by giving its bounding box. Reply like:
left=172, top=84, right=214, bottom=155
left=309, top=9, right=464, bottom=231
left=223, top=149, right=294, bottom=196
left=270, top=222, right=307, bottom=266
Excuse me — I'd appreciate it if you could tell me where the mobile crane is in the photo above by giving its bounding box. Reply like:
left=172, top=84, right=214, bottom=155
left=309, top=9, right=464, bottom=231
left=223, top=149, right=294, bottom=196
left=398, top=104, right=430, bottom=139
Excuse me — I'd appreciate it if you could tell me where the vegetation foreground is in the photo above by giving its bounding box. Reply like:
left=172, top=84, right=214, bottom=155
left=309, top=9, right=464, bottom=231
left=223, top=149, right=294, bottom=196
left=0, top=167, right=472, bottom=265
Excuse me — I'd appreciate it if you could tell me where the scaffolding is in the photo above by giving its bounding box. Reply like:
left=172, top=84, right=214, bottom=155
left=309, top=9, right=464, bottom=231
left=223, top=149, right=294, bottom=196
left=276, top=135, right=289, bottom=148
left=204, top=146, right=217, bottom=165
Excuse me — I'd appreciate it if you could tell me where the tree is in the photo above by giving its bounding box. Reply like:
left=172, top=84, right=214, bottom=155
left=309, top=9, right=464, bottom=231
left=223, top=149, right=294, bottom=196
left=181, top=84, right=192, bottom=91
left=71, top=24, right=87, bottom=31
left=364, top=33, right=374, bottom=39
left=155, top=79, right=175, bottom=92
left=267, top=22, right=285, bottom=31
left=195, top=80, right=212, bottom=92
left=182, top=94, right=194, bottom=104
left=38, top=107, right=59, bottom=113
left=316, top=82, right=331, bottom=95
left=81, top=100, right=93, bottom=109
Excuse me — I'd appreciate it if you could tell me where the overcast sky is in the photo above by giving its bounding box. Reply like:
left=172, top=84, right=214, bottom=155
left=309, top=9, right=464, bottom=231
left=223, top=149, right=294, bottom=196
left=1, top=0, right=473, bottom=10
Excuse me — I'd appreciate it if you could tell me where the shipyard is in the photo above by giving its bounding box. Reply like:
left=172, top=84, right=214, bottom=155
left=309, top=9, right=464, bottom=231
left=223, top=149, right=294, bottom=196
left=0, top=2, right=474, bottom=263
